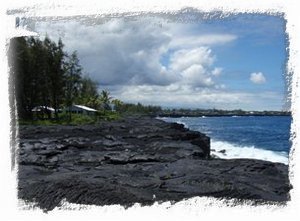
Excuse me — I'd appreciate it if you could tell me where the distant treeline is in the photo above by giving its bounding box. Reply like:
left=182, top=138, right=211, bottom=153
left=9, top=37, right=286, bottom=123
left=112, top=101, right=162, bottom=115
left=158, top=108, right=291, bottom=117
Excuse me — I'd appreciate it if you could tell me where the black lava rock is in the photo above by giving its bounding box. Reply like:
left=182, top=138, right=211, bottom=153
left=17, top=116, right=290, bottom=211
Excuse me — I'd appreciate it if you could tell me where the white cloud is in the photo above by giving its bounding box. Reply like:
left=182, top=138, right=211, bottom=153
left=181, top=65, right=214, bottom=87
left=169, top=34, right=237, bottom=49
left=36, top=18, right=227, bottom=90
left=211, top=67, right=222, bottom=76
left=169, top=47, right=215, bottom=72
left=109, top=85, right=282, bottom=111
left=34, top=17, right=251, bottom=108
left=250, top=72, right=266, bottom=84
left=168, top=47, right=223, bottom=88
left=37, top=19, right=173, bottom=86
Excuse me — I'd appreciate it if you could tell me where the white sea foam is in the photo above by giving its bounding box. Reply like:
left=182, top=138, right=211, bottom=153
left=157, top=117, right=289, bottom=165
left=211, top=140, right=288, bottom=165
left=156, top=117, right=188, bottom=128
left=175, top=120, right=188, bottom=128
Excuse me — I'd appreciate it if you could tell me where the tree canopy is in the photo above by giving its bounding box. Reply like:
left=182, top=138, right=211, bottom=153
left=8, top=36, right=100, bottom=120
left=8, top=36, right=163, bottom=122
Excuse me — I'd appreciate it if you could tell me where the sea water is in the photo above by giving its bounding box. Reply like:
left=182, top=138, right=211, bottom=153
left=159, top=116, right=291, bottom=165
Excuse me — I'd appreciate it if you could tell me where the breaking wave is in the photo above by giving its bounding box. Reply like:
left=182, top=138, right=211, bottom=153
left=211, top=140, right=288, bottom=165
left=158, top=116, right=289, bottom=165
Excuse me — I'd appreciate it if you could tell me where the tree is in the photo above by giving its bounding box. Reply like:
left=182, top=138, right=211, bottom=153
left=111, top=99, right=123, bottom=112
left=76, top=76, right=99, bottom=109
left=46, top=37, right=66, bottom=120
left=10, top=36, right=120, bottom=122
left=64, top=51, right=82, bottom=120
left=8, top=37, right=31, bottom=119
left=27, top=37, right=48, bottom=118
left=99, top=90, right=113, bottom=110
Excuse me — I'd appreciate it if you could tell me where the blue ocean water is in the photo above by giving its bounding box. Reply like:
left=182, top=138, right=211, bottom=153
left=159, top=116, right=291, bottom=164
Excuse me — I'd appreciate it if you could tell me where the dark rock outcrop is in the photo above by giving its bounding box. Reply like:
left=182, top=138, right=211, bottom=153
left=17, top=116, right=291, bottom=211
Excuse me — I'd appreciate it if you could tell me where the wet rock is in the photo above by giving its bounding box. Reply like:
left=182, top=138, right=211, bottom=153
left=218, top=149, right=226, bottom=154
left=170, top=122, right=185, bottom=130
left=191, top=137, right=210, bottom=158
left=210, top=154, right=220, bottom=159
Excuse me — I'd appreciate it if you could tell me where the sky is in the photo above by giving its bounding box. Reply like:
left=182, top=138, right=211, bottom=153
left=31, top=14, right=288, bottom=111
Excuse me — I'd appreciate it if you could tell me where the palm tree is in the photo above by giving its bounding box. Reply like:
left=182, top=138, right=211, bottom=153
left=111, top=99, right=123, bottom=112
left=99, top=90, right=113, bottom=110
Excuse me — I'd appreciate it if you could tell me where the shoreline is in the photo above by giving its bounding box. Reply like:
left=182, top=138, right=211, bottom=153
left=157, top=114, right=291, bottom=118
left=158, top=116, right=290, bottom=165
left=210, top=140, right=289, bottom=165
left=18, top=116, right=291, bottom=211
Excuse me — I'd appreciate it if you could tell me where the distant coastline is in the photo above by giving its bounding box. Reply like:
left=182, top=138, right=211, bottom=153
left=157, top=109, right=291, bottom=118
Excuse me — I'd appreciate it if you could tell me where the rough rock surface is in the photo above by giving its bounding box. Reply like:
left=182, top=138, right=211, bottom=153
left=18, top=116, right=290, bottom=211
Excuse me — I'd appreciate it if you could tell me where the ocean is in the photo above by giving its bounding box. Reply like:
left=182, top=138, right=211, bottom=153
left=158, top=116, right=291, bottom=165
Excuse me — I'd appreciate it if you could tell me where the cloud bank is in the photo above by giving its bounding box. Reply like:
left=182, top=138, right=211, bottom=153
left=34, top=17, right=284, bottom=111
left=37, top=19, right=230, bottom=89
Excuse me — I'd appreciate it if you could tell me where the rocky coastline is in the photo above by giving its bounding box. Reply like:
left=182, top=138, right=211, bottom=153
left=18, top=116, right=291, bottom=211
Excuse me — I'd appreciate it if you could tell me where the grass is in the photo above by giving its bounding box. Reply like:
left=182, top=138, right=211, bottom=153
left=18, top=111, right=121, bottom=126
left=96, top=110, right=121, bottom=121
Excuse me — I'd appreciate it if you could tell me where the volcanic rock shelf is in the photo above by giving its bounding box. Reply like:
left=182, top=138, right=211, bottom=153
left=18, top=116, right=291, bottom=211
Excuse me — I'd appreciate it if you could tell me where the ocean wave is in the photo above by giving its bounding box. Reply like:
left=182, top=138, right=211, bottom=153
left=175, top=120, right=188, bottom=128
left=157, top=117, right=289, bottom=165
left=211, top=140, right=288, bottom=165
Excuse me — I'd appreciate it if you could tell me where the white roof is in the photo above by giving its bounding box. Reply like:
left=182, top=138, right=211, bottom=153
left=73, top=105, right=97, bottom=112
left=32, top=106, right=55, bottom=112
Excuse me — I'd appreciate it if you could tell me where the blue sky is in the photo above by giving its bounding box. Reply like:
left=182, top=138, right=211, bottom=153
left=212, top=15, right=286, bottom=93
left=35, top=14, right=288, bottom=111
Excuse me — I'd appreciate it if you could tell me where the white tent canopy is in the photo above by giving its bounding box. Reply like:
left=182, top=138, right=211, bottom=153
left=32, top=106, right=55, bottom=112
left=72, top=105, right=97, bottom=112
left=66, top=105, right=97, bottom=115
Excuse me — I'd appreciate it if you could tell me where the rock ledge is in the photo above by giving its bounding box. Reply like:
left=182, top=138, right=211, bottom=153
left=18, top=116, right=290, bottom=211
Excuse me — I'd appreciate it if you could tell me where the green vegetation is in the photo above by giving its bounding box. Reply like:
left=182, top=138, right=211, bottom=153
left=9, top=36, right=163, bottom=126
left=9, top=36, right=98, bottom=120
left=113, top=101, right=162, bottom=116
left=13, top=36, right=286, bottom=126
left=96, top=111, right=121, bottom=121
left=99, top=90, right=113, bottom=110
left=18, top=113, right=90, bottom=126
left=19, top=111, right=121, bottom=126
